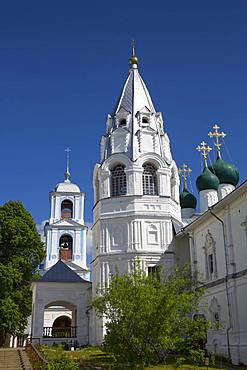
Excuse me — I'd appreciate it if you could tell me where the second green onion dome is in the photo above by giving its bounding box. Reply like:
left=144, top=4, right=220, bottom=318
left=209, top=157, right=239, bottom=186
left=180, top=188, right=197, bottom=209
left=196, top=167, right=220, bottom=192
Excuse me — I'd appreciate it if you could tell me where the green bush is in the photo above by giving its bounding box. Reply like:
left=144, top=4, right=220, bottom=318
left=93, top=265, right=208, bottom=366
left=47, top=352, right=78, bottom=370
left=41, top=347, right=78, bottom=370
left=188, top=348, right=205, bottom=365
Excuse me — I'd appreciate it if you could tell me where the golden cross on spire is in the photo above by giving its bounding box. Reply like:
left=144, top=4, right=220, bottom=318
left=64, top=147, right=71, bottom=182
left=132, top=39, right=136, bottom=56
left=129, top=39, right=138, bottom=67
left=196, top=141, right=212, bottom=167
left=178, top=164, right=192, bottom=189
left=208, top=124, right=226, bottom=158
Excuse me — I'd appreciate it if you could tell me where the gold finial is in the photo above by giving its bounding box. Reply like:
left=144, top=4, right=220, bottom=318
left=64, top=147, right=71, bottom=183
left=178, top=164, right=192, bottom=189
left=196, top=141, right=212, bottom=167
left=208, top=124, right=226, bottom=158
left=129, top=39, right=138, bottom=67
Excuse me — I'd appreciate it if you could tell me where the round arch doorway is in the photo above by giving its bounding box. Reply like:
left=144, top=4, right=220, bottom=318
left=52, top=316, right=72, bottom=338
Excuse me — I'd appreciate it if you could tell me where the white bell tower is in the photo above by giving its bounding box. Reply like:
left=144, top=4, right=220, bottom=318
left=44, top=149, right=88, bottom=278
left=92, top=45, right=182, bottom=344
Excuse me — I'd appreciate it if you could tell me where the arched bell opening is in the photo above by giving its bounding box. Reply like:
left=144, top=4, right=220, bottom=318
left=59, top=234, right=73, bottom=261
left=142, top=163, right=158, bottom=195
left=110, top=164, right=127, bottom=197
left=61, top=200, right=73, bottom=219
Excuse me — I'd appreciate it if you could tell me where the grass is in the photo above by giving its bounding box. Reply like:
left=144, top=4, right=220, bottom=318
left=40, top=345, right=247, bottom=370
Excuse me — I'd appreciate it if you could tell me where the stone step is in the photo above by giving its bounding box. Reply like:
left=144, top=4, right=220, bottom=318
left=0, top=348, right=32, bottom=369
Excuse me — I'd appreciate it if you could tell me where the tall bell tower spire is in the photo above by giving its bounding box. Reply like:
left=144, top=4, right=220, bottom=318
left=100, top=43, right=173, bottom=163
left=92, top=46, right=181, bottom=345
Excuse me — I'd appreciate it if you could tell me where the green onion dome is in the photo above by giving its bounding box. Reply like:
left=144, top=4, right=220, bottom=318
left=209, top=157, right=239, bottom=187
left=196, top=167, right=220, bottom=192
left=180, top=188, right=197, bottom=209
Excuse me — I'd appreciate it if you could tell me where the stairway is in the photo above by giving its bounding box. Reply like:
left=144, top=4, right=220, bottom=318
left=0, top=348, right=32, bottom=369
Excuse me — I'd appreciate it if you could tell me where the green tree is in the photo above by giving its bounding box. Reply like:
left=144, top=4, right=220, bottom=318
left=92, top=264, right=208, bottom=366
left=0, top=201, right=45, bottom=346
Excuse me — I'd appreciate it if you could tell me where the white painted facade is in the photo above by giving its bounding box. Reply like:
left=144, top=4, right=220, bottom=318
left=31, top=280, right=91, bottom=346
left=91, top=58, right=181, bottom=344
left=199, top=189, right=219, bottom=213
left=44, top=177, right=88, bottom=273
left=176, top=181, right=247, bottom=365
left=30, top=172, right=91, bottom=346
left=28, top=51, right=247, bottom=366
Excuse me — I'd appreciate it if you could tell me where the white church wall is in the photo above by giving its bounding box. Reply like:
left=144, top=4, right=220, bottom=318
left=204, top=283, right=231, bottom=359
left=174, top=236, right=190, bottom=268
left=180, top=182, right=247, bottom=365
left=235, top=274, right=247, bottom=364
left=193, top=220, right=226, bottom=281
left=93, top=196, right=180, bottom=225
left=92, top=215, right=175, bottom=255
left=111, top=129, right=129, bottom=154
left=32, top=282, right=91, bottom=346
left=227, top=193, right=247, bottom=272
left=218, top=184, right=235, bottom=200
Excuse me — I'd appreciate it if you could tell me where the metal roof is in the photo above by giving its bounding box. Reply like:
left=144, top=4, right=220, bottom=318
left=114, top=68, right=156, bottom=115
left=36, top=260, right=89, bottom=283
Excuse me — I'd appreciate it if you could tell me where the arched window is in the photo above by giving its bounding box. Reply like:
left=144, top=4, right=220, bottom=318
left=204, top=231, right=217, bottom=280
left=59, top=234, right=73, bottom=260
left=142, top=163, right=158, bottom=195
left=111, top=164, right=127, bottom=196
left=119, top=119, right=127, bottom=127
left=61, top=200, right=73, bottom=219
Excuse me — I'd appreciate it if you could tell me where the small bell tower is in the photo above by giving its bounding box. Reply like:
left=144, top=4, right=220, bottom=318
left=44, top=149, right=89, bottom=278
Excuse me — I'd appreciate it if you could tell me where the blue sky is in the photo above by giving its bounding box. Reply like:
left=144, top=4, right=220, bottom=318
left=1, top=0, right=247, bottom=225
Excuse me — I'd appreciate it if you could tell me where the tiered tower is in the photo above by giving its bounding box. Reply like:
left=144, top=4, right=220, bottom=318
left=44, top=149, right=88, bottom=277
left=92, top=45, right=181, bottom=344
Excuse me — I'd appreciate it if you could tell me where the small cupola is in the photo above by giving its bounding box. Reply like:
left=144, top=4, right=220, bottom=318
left=180, top=188, right=197, bottom=209
left=208, top=124, right=239, bottom=199
left=196, top=167, right=220, bottom=192
left=55, top=148, right=80, bottom=193
left=196, top=140, right=219, bottom=213
left=209, top=157, right=239, bottom=187
left=178, top=164, right=197, bottom=219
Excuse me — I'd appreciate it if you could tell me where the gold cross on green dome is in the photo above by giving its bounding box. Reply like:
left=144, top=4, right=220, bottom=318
left=208, top=124, right=226, bottom=158
left=178, top=164, right=192, bottom=189
left=196, top=141, right=212, bottom=167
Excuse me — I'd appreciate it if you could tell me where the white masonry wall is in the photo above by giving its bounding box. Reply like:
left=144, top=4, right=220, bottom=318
left=183, top=184, right=247, bottom=365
